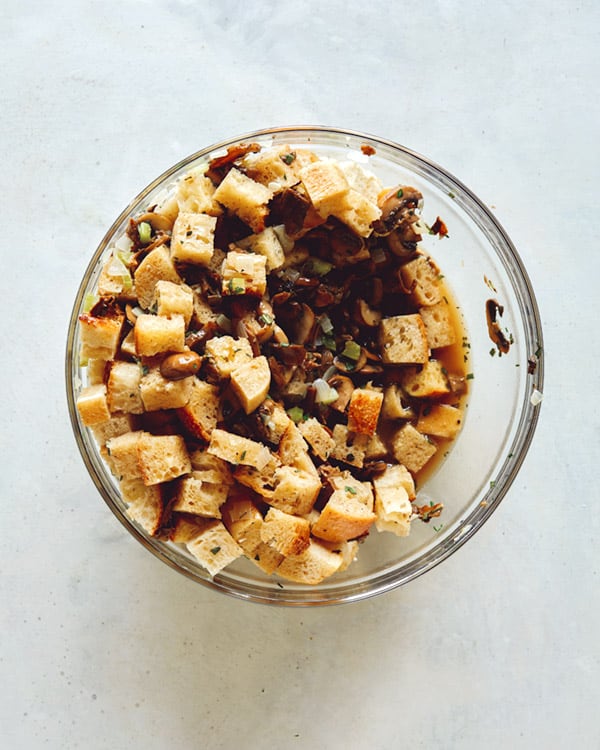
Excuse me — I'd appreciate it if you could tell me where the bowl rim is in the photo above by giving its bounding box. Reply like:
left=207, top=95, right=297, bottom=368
left=65, top=124, right=544, bottom=606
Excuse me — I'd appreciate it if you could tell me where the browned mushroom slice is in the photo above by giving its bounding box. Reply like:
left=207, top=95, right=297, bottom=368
left=354, top=298, right=382, bottom=328
left=373, top=186, right=423, bottom=235
left=327, top=375, right=354, bottom=412
left=268, top=187, right=310, bottom=236
left=329, top=220, right=371, bottom=266
left=205, top=142, right=262, bottom=185
left=270, top=343, right=307, bottom=366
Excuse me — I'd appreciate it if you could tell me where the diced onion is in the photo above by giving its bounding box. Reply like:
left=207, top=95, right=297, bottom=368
left=313, top=378, right=339, bottom=405
left=320, top=313, right=334, bottom=334
left=530, top=389, right=543, bottom=406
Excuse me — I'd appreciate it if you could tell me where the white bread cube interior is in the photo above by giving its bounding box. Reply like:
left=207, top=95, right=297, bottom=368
left=90, top=413, right=137, bottom=447
left=107, top=361, right=144, bottom=414
left=298, top=417, right=335, bottom=461
left=400, top=255, right=443, bottom=307
left=204, top=335, right=254, bottom=379
left=237, top=226, right=285, bottom=271
left=139, top=367, right=194, bottom=412
left=176, top=168, right=221, bottom=215
left=390, top=423, right=437, bottom=474
left=334, top=188, right=381, bottom=237
left=276, top=539, right=343, bottom=584
left=299, top=159, right=349, bottom=218
left=79, top=311, right=124, bottom=361
left=417, top=403, right=463, bottom=439
left=171, top=211, right=217, bottom=266
left=153, top=280, right=194, bottom=326
left=172, top=472, right=228, bottom=517
left=382, top=384, right=415, bottom=421
left=191, top=289, right=221, bottom=326
left=212, top=167, right=273, bottom=233
left=120, top=477, right=164, bottom=536
left=76, top=384, right=112, bottom=426
left=170, top=515, right=212, bottom=544
left=347, top=388, right=383, bottom=436
left=185, top=520, right=244, bottom=577
left=255, top=398, right=292, bottom=446
left=233, top=454, right=281, bottom=497
left=401, top=360, right=451, bottom=399
left=338, top=160, right=382, bottom=204
left=86, top=358, right=107, bottom=385
left=134, top=245, right=181, bottom=309
left=120, top=329, right=137, bottom=358
left=311, top=473, right=375, bottom=543
left=230, top=355, right=271, bottom=414
left=106, top=430, right=146, bottom=481
left=365, top=432, right=388, bottom=459
left=190, top=448, right=234, bottom=486
left=373, top=464, right=415, bottom=537
left=207, top=428, right=272, bottom=471
left=220, top=494, right=284, bottom=574
left=241, top=145, right=303, bottom=188
left=379, top=313, right=429, bottom=364
left=260, top=507, right=311, bottom=557
left=152, top=190, right=179, bottom=228
left=134, top=313, right=186, bottom=357
left=177, top=378, right=220, bottom=441
left=330, top=424, right=369, bottom=468
left=419, top=301, right=457, bottom=349
left=221, top=250, right=267, bottom=297
left=136, top=433, right=191, bottom=485
left=269, top=465, right=322, bottom=516
left=317, top=538, right=359, bottom=573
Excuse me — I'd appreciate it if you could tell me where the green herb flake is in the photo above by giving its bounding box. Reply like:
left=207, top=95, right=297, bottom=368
left=137, top=221, right=152, bottom=244
left=141, top=365, right=149, bottom=376
left=466, top=373, right=475, bottom=380
left=210, top=546, right=221, bottom=555
left=396, top=188, right=404, bottom=198
left=240, top=450, right=247, bottom=461
left=258, top=313, right=273, bottom=326
left=281, top=152, right=296, bottom=165
left=448, top=191, right=456, bottom=199
left=433, top=524, right=444, bottom=533
left=489, top=348, right=496, bottom=357
left=345, top=486, right=357, bottom=495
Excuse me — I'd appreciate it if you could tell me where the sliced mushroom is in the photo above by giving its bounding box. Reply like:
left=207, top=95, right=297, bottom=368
left=382, top=384, right=415, bottom=420
left=327, top=375, right=354, bottom=412
left=355, top=298, right=382, bottom=327
left=270, top=343, right=307, bottom=366
left=374, top=186, right=424, bottom=234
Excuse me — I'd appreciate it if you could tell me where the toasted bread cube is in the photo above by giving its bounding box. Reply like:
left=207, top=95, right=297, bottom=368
left=191, top=290, right=221, bottom=326
left=90, top=413, right=137, bottom=446
left=373, top=464, right=415, bottom=537
left=120, top=329, right=137, bottom=358
left=152, top=280, right=194, bottom=326
left=185, top=520, right=244, bottom=576
left=120, top=477, right=164, bottom=536
left=382, top=384, right=415, bottom=420
left=212, top=167, right=273, bottom=233
left=319, top=539, right=359, bottom=572
left=152, top=190, right=179, bottom=227
left=419, top=301, right=456, bottom=349
left=417, top=403, right=463, bottom=439
left=269, top=465, right=322, bottom=516
left=139, top=367, right=194, bottom=412
left=230, top=355, right=270, bottom=414
left=134, top=313, right=186, bottom=357
left=204, top=335, right=254, bottom=379
left=220, top=494, right=284, bottom=574
left=400, top=256, right=443, bottom=307
left=390, top=423, right=437, bottom=474
left=339, top=161, right=382, bottom=204
left=171, top=211, right=217, bottom=266
left=136, top=433, right=190, bottom=485
left=277, top=423, right=320, bottom=478
left=401, top=360, right=451, bottom=399
left=177, top=379, right=220, bottom=441
left=86, top=358, right=108, bottom=385
left=330, top=424, right=369, bottom=468
left=347, top=388, right=383, bottom=436
left=299, top=160, right=349, bottom=218
left=173, top=472, right=228, bottom=517
left=106, top=430, right=146, bottom=480
left=208, top=428, right=272, bottom=471
left=312, top=473, right=375, bottom=543
left=260, top=507, right=311, bottom=556
left=299, top=417, right=335, bottom=461
left=233, top=454, right=281, bottom=497
left=76, top=384, right=112, bottom=426
left=189, top=448, right=234, bottom=486
left=276, top=539, right=343, bottom=584
left=241, top=145, right=303, bottom=187
left=255, top=398, right=292, bottom=446
left=221, top=250, right=267, bottom=297
left=176, top=168, right=221, bottom=215
left=106, top=361, right=144, bottom=414
left=134, top=246, right=181, bottom=309
left=79, top=310, right=124, bottom=361
left=334, top=189, right=381, bottom=237
left=170, top=515, right=211, bottom=544
left=380, top=314, right=429, bottom=364
left=237, top=226, right=285, bottom=271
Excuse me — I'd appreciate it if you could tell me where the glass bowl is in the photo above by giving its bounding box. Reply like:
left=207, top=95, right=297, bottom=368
left=66, top=126, right=544, bottom=606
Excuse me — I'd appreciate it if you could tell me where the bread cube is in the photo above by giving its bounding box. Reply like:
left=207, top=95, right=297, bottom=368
left=170, top=515, right=212, bottom=544
left=191, top=289, right=221, bottom=326
left=373, top=464, right=415, bottom=537
left=299, top=417, right=335, bottom=461
left=329, top=424, right=369, bottom=468
left=233, top=454, right=281, bottom=497
left=136, top=433, right=191, bottom=485
left=269, top=465, right=322, bottom=516
left=276, top=539, right=343, bottom=584
left=334, top=189, right=381, bottom=237
left=76, top=384, right=112, bottom=426
left=90, top=413, right=137, bottom=447
left=237, top=226, right=285, bottom=271
left=417, top=403, right=463, bottom=439
left=134, top=246, right=181, bottom=309
left=220, top=494, right=283, bottom=574
left=212, top=167, right=272, bottom=233
left=382, top=384, right=415, bottom=420
left=401, top=360, right=451, bottom=399
left=255, top=398, right=292, bottom=446
left=390, top=423, right=437, bottom=474
left=339, top=161, right=382, bottom=204
left=207, top=428, right=272, bottom=471
left=221, top=250, right=267, bottom=297
left=185, top=520, right=244, bottom=577
left=120, top=329, right=137, bottom=358
left=152, top=280, right=194, bottom=326
left=419, top=301, right=456, bottom=349
left=120, top=477, right=164, bottom=536
left=79, top=310, right=124, bottom=361
left=317, top=539, right=359, bottom=572
left=176, top=379, right=219, bottom=441
left=204, top=335, right=253, bottom=379
left=365, top=433, right=388, bottom=459
left=400, top=256, right=443, bottom=306
left=242, top=145, right=303, bottom=187
left=312, top=473, right=375, bottom=543
left=171, top=211, right=217, bottom=266
left=189, top=448, right=234, bottom=486
left=379, top=314, right=429, bottom=364
left=260, top=507, right=311, bottom=556
left=173, top=472, right=229, bottom=517
left=134, top=313, right=186, bottom=357
left=347, top=388, right=383, bottom=436
left=97, top=252, right=134, bottom=298
left=230, top=355, right=271, bottom=414
left=176, top=168, right=221, bottom=215
left=106, top=361, right=144, bottom=414
left=299, top=159, right=349, bottom=218
left=139, top=367, right=194, bottom=412
left=106, top=430, right=146, bottom=480
left=86, top=358, right=108, bottom=385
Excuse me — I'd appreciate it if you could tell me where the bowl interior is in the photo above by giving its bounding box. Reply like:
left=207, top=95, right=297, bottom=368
left=66, top=126, right=544, bottom=605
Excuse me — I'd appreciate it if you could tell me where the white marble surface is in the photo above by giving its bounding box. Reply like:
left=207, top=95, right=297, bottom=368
left=2, top=1, right=599, bottom=747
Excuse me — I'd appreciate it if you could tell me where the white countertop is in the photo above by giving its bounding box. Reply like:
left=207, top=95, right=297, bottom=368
left=2, top=2, right=599, bottom=747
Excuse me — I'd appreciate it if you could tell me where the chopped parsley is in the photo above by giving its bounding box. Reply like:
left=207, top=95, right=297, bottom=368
left=210, top=546, right=221, bottom=555
left=281, top=152, right=296, bottom=165
left=345, top=486, right=357, bottom=495
left=396, top=188, right=404, bottom=198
